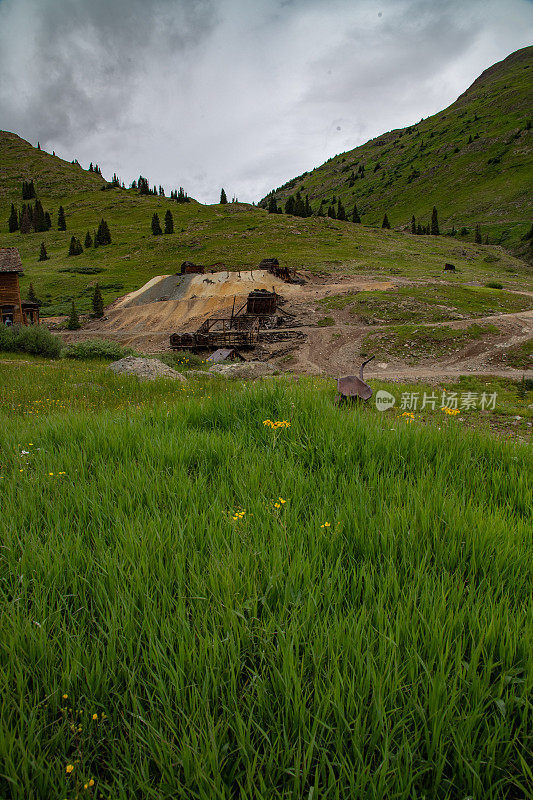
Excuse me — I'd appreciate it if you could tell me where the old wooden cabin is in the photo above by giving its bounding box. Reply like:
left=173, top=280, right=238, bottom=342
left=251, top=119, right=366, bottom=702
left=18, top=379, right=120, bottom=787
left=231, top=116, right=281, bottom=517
left=0, top=247, right=39, bottom=326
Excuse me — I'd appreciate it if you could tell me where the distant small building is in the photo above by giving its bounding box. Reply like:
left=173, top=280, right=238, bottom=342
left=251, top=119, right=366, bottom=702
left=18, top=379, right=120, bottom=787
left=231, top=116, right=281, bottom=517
left=259, top=257, right=292, bottom=282
left=0, top=248, right=39, bottom=326
left=180, top=261, right=205, bottom=275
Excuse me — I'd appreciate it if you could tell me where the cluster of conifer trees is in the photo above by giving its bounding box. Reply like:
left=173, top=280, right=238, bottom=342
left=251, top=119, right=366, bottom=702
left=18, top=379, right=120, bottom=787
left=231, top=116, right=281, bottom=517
left=151, top=210, right=174, bottom=235
left=22, top=180, right=36, bottom=199
left=9, top=201, right=52, bottom=234
left=63, top=220, right=111, bottom=257
left=131, top=176, right=190, bottom=201
left=410, top=208, right=440, bottom=235
left=269, top=191, right=363, bottom=224
left=170, top=187, right=190, bottom=202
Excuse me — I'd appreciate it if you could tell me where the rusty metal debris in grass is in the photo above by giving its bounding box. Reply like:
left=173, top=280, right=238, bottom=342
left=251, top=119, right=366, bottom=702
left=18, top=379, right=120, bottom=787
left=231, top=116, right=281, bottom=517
left=335, top=356, right=375, bottom=404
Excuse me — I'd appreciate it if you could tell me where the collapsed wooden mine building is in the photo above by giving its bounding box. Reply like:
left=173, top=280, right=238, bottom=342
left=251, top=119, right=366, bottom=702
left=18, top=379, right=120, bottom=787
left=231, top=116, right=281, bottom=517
left=170, top=257, right=301, bottom=351
left=170, top=287, right=295, bottom=351
left=259, top=258, right=294, bottom=282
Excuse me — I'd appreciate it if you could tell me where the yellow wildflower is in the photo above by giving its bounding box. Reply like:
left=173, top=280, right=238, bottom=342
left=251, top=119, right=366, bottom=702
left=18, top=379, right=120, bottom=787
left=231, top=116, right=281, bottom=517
left=92, top=713, right=98, bottom=720
left=66, top=764, right=74, bottom=774
left=62, top=694, right=68, bottom=699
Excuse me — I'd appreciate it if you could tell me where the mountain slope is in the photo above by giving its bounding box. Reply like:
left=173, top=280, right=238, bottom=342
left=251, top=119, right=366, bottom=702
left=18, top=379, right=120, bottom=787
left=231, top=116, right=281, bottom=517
left=0, top=126, right=531, bottom=318
left=260, top=46, right=533, bottom=253
left=0, top=131, right=107, bottom=199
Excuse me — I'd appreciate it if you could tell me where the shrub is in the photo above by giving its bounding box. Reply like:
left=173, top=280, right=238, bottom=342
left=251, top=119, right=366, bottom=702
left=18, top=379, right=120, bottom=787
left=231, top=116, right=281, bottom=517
left=58, top=267, right=105, bottom=275
left=0, top=324, right=61, bottom=358
left=485, top=281, right=503, bottom=289
left=61, top=339, right=135, bottom=360
left=317, top=316, right=335, bottom=327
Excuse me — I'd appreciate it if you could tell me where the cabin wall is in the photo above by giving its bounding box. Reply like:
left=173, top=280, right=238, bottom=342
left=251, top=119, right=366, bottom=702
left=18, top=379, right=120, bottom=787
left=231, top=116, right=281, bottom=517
left=0, top=274, right=23, bottom=324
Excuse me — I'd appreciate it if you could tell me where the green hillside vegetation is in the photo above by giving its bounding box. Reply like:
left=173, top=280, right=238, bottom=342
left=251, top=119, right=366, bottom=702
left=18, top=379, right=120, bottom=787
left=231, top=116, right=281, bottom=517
left=320, top=284, right=533, bottom=323
left=1, top=130, right=531, bottom=317
left=362, top=322, right=500, bottom=362
left=261, top=46, right=533, bottom=257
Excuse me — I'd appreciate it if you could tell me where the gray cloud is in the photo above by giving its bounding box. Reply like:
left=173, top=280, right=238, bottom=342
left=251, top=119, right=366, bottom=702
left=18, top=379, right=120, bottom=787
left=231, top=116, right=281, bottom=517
left=0, top=0, right=532, bottom=202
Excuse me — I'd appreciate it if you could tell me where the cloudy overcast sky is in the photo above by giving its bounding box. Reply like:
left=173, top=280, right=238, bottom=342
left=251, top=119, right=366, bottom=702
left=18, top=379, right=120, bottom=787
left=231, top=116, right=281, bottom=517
left=0, top=0, right=532, bottom=203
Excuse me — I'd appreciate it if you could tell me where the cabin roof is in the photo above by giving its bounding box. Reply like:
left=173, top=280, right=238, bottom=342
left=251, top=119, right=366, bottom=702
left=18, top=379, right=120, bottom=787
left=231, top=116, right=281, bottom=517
left=0, top=248, right=23, bottom=273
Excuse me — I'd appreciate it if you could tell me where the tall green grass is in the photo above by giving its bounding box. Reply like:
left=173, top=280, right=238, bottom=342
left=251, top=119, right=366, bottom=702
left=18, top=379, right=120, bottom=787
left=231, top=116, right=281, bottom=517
left=0, top=372, right=532, bottom=799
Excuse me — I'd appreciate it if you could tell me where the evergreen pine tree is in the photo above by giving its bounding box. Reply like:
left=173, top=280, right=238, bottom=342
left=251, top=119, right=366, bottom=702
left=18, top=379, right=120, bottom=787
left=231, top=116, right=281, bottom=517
left=382, top=213, right=391, bottom=229
left=89, top=163, right=93, bottom=172
left=44, top=211, right=52, bottom=230
left=92, top=283, right=104, bottom=318
left=151, top=213, right=162, bottom=235
left=267, top=195, right=278, bottom=214
left=68, top=236, right=83, bottom=256
left=417, top=223, right=423, bottom=235
left=8, top=204, right=19, bottom=232
left=20, top=208, right=31, bottom=234
left=431, top=207, right=439, bottom=235
left=93, top=230, right=99, bottom=248
left=38, top=243, right=49, bottom=262
left=67, top=300, right=81, bottom=330
left=138, top=176, right=149, bottom=195
left=37, top=142, right=41, bottom=150
left=475, top=224, right=482, bottom=244
left=327, top=206, right=336, bottom=219
left=336, top=199, right=346, bottom=221
left=352, top=204, right=361, bottom=223
left=220, top=188, right=228, bottom=204
left=58, top=206, right=66, bottom=231
left=284, top=196, right=295, bottom=215
left=304, top=195, right=312, bottom=217
left=411, top=215, right=416, bottom=234
left=294, top=192, right=306, bottom=217
left=164, top=210, right=174, bottom=234
left=27, top=282, right=41, bottom=305
left=33, top=200, right=46, bottom=232
left=84, top=231, right=93, bottom=248
left=96, top=219, right=111, bottom=245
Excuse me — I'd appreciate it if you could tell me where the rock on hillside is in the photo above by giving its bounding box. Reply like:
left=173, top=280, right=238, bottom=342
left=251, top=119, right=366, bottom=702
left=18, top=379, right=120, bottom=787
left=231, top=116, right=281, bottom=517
left=109, top=357, right=187, bottom=381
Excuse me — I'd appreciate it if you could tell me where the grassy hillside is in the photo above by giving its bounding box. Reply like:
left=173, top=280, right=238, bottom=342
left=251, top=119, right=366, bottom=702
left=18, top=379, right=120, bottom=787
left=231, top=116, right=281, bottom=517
left=0, top=124, right=531, bottom=317
left=261, top=46, right=533, bottom=255
left=1, top=361, right=532, bottom=798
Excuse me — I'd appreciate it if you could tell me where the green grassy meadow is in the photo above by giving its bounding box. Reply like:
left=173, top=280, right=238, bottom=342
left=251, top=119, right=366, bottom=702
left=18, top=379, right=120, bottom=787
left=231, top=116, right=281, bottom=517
left=1, top=358, right=532, bottom=799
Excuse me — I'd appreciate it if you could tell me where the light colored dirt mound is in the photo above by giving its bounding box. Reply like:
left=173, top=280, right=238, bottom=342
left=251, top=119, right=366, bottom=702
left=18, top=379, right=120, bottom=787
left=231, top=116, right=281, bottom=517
left=90, top=270, right=397, bottom=334
left=109, top=357, right=186, bottom=381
